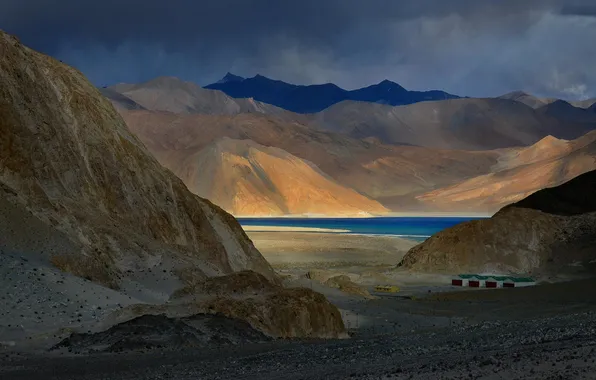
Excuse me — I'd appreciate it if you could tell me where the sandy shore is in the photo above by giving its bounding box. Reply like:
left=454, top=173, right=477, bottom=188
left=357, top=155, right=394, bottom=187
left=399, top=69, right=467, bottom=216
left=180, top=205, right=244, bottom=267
left=246, top=231, right=418, bottom=269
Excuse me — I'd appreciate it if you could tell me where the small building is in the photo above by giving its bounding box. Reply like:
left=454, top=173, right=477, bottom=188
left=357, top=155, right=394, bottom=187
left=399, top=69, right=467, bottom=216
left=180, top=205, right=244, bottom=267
left=485, top=276, right=511, bottom=288
left=502, top=277, right=536, bottom=288
left=451, top=274, right=477, bottom=286
left=452, top=274, right=536, bottom=288
left=468, top=275, right=490, bottom=288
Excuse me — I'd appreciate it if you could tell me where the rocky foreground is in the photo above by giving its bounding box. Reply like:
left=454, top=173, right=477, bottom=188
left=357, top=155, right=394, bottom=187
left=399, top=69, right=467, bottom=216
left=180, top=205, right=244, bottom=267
left=2, top=310, right=596, bottom=380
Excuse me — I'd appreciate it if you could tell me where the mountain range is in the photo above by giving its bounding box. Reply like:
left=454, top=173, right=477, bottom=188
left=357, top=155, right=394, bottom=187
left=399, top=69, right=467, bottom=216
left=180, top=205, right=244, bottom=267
left=312, top=97, right=595, bottom=150
left=103, top=75, right=596, bottom=216
left=204, top=73, right=460, bottom=113
left=498, top=90, right=596, bottom=110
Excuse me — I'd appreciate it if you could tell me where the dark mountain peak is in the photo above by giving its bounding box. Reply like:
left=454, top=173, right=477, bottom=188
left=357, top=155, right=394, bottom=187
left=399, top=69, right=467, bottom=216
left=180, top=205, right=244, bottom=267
left=216, top=72, right=245, bottom=84
left=538, top=99, right=585, bottom=114
left=378, top=79, right=399, bottom=86
left=503, top=170, right=596, bottom=216
left=376, top=79, right=406, bottom=92
left=251, top=74, right=274, bottom=81
left=550, top=99, right=573, bottom=107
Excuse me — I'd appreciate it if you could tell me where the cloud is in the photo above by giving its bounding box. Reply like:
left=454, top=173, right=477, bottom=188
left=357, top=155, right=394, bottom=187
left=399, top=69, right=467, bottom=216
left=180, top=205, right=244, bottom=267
left=2, top=0, right=596, bottom=99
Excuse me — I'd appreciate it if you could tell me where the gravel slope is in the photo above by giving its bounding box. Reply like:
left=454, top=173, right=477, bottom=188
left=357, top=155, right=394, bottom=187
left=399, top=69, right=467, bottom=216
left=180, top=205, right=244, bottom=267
left=2, top=311, right=596, bottom=379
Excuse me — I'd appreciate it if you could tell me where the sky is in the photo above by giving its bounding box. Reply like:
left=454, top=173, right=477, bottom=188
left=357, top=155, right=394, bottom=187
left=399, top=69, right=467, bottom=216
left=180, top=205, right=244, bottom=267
left=2, top=0, right=596, bottom=99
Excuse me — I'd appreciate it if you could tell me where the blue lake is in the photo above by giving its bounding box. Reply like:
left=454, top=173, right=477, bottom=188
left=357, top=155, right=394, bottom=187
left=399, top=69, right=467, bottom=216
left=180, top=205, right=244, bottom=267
left=238, top=217, right=486, bottom=242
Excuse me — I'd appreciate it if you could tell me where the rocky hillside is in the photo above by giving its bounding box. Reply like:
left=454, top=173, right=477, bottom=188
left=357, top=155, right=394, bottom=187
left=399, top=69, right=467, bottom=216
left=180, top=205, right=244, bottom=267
left=172, top=137, right=387, bottom=216
left=0, top=30, right=345, bottom=342
left=106, top=76, right=303, bottom=121
left=0, top=31, right=275, bottom=285
left=417, top=132, right=596, bottom=213
left=399, top=170, right=596, bottom=274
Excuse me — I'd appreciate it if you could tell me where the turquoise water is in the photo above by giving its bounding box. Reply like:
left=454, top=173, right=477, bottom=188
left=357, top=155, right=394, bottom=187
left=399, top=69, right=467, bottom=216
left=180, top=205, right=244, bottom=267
left=238, top=217, right=485, bottom=242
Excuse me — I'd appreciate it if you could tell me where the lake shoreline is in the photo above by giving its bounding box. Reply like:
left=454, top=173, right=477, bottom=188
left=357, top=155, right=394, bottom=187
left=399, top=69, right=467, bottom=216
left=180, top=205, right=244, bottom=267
left=236, top=212, right=493, bottom=219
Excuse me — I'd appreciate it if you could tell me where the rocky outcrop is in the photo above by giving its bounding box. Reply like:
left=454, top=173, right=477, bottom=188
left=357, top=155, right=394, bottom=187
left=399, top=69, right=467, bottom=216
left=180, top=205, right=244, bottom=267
left=0, top=30, right=275, bottom=290
left=95, top=272, right=347, bottom=340
left=324, top=275, right=374, bottom=299
left=201, top=288, right=347, bottom=339
left=399, top=170, right=596, bottom=274
left=172, top=270, right=280, bottom=299
left=305, top=270, right=374, bottom=299
left=53, top=314, right=271, bottom=353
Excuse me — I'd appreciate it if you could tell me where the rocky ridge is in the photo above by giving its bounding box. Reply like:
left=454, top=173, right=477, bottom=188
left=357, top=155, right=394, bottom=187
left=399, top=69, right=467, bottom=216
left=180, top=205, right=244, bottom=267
left=400, top=170, right=596, bottom=274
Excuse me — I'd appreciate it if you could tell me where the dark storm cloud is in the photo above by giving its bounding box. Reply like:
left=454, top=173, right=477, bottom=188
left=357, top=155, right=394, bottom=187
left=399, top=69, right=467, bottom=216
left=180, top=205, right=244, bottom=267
left=560, top=3, right=596, bottom=17
left=2, top=0, right=596, bottom=99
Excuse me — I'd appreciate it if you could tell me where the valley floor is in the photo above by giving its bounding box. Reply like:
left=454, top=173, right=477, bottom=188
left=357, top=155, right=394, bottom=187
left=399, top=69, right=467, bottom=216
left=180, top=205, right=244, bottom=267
left=3, top=231, right=596, bottom=379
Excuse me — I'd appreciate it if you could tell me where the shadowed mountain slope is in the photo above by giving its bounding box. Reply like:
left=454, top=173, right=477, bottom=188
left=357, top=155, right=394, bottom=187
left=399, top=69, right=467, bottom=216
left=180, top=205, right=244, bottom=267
left=536, top=100, right=596, bottom=124
left=400, top=170, right=596, bottom=274
left=313, top=98, right=595, bottom=150
left=0, top=30, right=276, bottom=288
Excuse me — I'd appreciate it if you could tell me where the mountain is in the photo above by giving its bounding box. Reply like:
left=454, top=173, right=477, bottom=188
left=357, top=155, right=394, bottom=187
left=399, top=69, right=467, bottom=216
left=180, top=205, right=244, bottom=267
left=536, top=100, right=596, bottom=124
left=0, top=31, right=277, bottom=286
left=118, top=107, right=596, bottom=215
left=173, top=137, right=388, bottom=216
left=499, top=91, right=596, bottom=110
left=572, top=98, right=596, bottom=109
left=416, top=132, right=596, bottom=213
left=0, top=30, right=344, bottom=342
left=349, top=79, right=458, bottom=105
left=205, top=74, right=460, bottom=113
left=106, top=76, right=296, bottom=117
left=110, top=76, right=595, bottom=152
left=120, top=110, right=502, bottom=214
left=497, top=91, right=553, bottom=109
left=215, top=72, right=245, bottom=84
left=399, top=170, right=596, bottom=275
left=313, top=98, right=594, bottom=150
